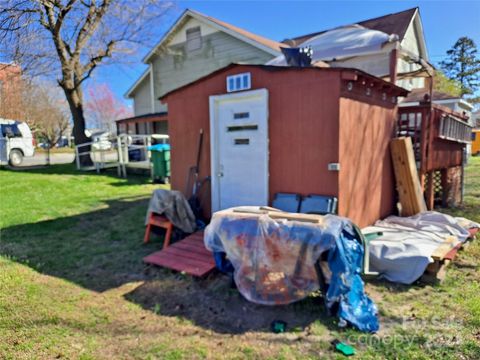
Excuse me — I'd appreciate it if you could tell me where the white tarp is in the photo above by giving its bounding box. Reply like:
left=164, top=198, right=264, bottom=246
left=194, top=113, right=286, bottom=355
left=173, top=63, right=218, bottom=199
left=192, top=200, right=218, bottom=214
left=363, top=212, right=479, bottom=284
left=267, top=25, right=398, bottom=66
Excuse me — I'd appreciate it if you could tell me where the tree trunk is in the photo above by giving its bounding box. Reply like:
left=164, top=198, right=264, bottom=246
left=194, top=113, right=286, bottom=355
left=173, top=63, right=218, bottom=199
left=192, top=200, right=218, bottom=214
left=63, top=86, right=93, bottom=167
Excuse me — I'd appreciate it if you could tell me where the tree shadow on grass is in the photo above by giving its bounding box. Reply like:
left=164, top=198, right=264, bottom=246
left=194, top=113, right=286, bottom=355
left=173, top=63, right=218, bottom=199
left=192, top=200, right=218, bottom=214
left=123, top=272, right=337, bottom=335
left=0, top=191, right=343, bottom=335
left=0, top=196, right=165, bottom=292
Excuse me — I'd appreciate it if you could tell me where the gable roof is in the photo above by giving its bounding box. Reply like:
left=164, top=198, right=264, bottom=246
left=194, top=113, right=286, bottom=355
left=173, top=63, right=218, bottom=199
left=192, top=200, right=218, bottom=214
left=124, top=67, right=151, bottom=98
left=284, top=8, right=418, bottom=47
left=402, top=89, right=474, bottom=110
left=143, top=9, right=285, bottom=63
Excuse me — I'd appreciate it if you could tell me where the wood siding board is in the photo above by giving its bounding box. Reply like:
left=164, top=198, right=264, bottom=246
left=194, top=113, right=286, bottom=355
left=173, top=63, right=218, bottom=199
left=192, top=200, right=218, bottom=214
left=338, top=97, right=397, bottom=227
left=133, top=75, right=153, bottom=116
left=151, top=31, right=275, bottom=100
left=167, top=66, right=343, bottom=219
left=166, top=64, right=403, bottom=226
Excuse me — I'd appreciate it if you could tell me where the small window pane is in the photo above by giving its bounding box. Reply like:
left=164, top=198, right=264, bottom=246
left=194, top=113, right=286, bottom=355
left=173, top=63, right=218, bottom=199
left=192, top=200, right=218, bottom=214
left=233, top=112, right=249, bottom=119
left=227, top=125, right=258, bottom=132
left=234, top=138, right=249, bottom=145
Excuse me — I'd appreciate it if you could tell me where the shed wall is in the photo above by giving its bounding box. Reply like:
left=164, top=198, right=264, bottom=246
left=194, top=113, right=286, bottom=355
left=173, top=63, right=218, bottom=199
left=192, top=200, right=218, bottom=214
left=166, top=66, right=342, bottom=216
left=338, top=97, right=397, bottom=227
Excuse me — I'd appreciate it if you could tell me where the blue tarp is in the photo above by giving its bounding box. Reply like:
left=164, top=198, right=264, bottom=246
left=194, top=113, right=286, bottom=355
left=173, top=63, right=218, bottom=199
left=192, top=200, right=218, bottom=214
left=205, top=207, right=379, bottom=333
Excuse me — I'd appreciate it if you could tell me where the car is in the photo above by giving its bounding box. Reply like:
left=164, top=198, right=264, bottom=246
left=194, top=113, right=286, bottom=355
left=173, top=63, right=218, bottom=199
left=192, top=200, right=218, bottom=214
left=0, top=119, right=35, bottom=166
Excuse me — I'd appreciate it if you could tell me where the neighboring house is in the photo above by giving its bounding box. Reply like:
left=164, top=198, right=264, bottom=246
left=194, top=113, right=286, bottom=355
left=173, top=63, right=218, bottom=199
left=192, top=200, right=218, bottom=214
left=0, top=62, right=23, bottom=120
left=281, top=7, right=430, bottom=91
left=121, top=9, right=284, bottom=135
left=400, top=88, right=476, bottom=157
left=401, top=89, right=474, bottom=119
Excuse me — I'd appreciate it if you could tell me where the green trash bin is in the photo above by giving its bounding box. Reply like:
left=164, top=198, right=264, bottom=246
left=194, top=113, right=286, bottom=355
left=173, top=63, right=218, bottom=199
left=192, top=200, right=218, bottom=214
left=148, top=144, right=171, bottom=182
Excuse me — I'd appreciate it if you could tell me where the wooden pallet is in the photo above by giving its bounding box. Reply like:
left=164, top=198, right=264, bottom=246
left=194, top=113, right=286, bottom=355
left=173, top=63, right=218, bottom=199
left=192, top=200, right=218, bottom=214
left=143, top=231, right=216, bottom=277
left=421, top=236, right=470, bottom=284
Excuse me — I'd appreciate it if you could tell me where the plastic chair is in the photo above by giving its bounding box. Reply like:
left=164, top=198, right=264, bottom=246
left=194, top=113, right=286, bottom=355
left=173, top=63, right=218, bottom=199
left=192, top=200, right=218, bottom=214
left=300, top=195, right=338, bottom=215
left=272, top=193, right=301, bottom=213
left=144, top=212, right=173, bottom=249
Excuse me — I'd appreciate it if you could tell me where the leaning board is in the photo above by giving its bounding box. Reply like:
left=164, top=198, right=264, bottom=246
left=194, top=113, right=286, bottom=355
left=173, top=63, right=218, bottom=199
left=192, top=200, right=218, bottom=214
left=390, top=137, right=427, bottom=216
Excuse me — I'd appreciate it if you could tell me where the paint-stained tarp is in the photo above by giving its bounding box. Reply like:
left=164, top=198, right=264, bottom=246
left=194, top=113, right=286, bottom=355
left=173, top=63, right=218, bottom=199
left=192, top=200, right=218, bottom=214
left=204, top=207, right=379, bottom=332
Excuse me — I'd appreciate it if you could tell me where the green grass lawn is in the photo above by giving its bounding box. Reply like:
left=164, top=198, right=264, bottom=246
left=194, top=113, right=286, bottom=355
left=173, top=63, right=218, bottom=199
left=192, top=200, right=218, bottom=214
left=0, top=160, right=479, bottom=359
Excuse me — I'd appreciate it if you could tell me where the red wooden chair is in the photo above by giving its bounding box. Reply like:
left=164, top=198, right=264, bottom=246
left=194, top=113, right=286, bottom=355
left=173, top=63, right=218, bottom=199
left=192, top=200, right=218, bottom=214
left=144, top=212, right=173, bottom=249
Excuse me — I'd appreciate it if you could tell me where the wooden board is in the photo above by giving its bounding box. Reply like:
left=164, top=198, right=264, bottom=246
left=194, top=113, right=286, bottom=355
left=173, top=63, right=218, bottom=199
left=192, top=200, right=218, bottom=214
left=390, top=137, right=427, bottom=216
left=431, top=236, right=461, bottom=261
left=143, top=231, right=216, bottom=277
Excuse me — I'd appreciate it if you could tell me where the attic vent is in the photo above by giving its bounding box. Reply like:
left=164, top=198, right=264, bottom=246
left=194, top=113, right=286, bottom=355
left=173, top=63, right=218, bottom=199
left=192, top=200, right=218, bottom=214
left=226, top=73, right=251, bottom=93
left=186, top=27, right=202, bottom=51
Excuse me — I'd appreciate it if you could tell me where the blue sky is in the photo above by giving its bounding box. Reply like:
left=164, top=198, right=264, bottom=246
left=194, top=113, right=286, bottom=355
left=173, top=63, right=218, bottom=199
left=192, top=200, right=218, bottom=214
left=93, top=0, right=480, bottom=106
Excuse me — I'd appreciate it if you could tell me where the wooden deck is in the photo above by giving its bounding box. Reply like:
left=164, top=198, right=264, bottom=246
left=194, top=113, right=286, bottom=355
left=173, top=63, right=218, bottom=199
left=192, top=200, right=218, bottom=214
left=143, top=231, right=216, bottom=277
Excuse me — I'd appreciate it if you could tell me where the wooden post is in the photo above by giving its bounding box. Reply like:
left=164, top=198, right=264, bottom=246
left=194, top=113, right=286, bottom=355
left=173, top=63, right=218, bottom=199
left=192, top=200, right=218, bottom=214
left=389, top=48, right=398, bottom=84
left=426, top=171, right=435, bottom=210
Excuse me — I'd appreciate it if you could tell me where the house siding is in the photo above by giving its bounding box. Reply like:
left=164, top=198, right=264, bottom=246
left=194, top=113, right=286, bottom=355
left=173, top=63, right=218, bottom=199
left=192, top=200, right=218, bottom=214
left=132, top=75, right=152, bottom=116
left=151, top=30, right=276, bottom=112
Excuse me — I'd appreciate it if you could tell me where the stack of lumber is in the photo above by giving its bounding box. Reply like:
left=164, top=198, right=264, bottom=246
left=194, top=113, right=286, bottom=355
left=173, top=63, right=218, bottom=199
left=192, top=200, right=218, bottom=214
left=390, top=137, right=427, bottom=216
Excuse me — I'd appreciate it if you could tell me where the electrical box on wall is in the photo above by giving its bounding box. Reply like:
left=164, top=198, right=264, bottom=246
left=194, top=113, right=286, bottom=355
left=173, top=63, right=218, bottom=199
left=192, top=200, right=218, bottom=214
left=328, top=163, right=341, bottom=171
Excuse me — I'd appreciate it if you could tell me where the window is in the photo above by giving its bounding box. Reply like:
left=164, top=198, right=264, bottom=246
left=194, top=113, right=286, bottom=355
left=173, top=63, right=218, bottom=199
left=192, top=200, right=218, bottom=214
left=1, top=124, right=21, bottom=137
left=226, top=73, right=251, bottom=93
left=186, top=27, right=202, bottom=52
left=227, top=125, right=258, bottom=132
left=234, top=138, right=250, bottom=145
left=233, top=112, right=249, bottom=119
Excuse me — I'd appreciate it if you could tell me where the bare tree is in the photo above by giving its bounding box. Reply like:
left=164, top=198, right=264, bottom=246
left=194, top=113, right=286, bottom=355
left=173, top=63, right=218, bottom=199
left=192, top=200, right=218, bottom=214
left=0, top=0, right=173, bottom=165
left=23, top=81, right=70, bottom=164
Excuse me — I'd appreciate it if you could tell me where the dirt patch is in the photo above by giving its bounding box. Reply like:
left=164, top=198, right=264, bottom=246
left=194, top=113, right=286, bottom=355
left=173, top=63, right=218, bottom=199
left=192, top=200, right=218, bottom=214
left=125, top=267, right=332, bottom=335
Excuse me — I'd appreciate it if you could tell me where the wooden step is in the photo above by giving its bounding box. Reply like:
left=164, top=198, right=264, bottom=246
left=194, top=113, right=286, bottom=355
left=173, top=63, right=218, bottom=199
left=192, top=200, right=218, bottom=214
left=144, top=231, right=216, bottom=277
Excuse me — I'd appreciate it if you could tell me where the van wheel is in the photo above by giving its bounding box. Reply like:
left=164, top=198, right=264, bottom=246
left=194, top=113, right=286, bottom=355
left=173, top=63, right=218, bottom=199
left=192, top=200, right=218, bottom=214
left=9, top=149, right=23, bottom=166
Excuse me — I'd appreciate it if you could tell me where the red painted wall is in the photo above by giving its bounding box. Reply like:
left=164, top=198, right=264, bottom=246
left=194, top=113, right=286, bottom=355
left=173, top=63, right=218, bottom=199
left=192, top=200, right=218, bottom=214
left=338, top=98, right=397, bottom=226
left=164, top=65, right=403, bottom=226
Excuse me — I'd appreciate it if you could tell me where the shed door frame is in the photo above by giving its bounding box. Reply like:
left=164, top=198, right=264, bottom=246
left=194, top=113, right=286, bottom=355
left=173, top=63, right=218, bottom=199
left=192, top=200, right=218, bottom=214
left=209, top=88, right=269, bottom=213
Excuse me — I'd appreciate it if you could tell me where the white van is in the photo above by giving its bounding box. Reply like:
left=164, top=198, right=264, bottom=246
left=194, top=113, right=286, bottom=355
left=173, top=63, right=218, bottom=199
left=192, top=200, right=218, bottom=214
left=0, top=119, right=35, bottom=166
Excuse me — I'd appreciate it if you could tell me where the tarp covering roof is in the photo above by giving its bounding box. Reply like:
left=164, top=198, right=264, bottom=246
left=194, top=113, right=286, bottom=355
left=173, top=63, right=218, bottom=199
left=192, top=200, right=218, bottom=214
left=267, top=25, right=398, bottom=66
left=285, top=7, right=417, bottom=47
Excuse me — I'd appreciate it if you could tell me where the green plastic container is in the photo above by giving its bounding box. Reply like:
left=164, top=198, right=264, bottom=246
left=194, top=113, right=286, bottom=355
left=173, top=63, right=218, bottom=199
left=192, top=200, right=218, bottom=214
left=148, top=144, right=171, bottom=181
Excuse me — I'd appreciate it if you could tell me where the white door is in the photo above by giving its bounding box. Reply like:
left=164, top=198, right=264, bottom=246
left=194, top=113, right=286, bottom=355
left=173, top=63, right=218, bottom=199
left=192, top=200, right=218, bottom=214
left=210, top=89, right=269, bottom=212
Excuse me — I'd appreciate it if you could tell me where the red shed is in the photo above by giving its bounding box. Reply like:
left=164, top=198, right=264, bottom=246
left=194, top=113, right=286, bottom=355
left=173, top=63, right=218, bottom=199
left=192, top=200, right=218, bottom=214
left=161, top=64, right=408, bottom=227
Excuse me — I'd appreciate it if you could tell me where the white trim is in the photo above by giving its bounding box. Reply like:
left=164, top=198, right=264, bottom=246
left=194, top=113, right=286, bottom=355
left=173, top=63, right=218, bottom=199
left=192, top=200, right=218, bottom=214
left=149, top=63, right=155, bottom=112
left=401, top=8, right=429, bottom=61
left=400, top=98, right=474, bottom=111
left=143, top=9, right=281, bottom=63
left=434, top=99, right=474, bottom=110
left=209, top=88, right=269, bottom=213
left=124, top=67, right=151, bottom=98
